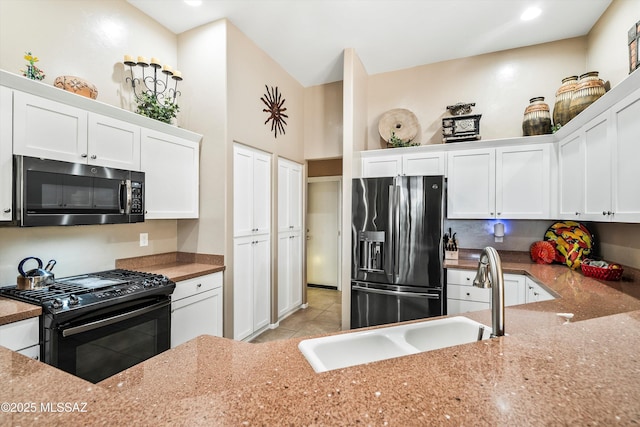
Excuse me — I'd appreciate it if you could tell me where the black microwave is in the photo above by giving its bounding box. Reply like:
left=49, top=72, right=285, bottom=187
left=12, top=155, right=144, bottom=227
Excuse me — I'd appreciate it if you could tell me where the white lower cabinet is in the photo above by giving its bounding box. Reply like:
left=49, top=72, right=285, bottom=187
left=233, top=234, right=271, bottom=340
left=278, top=232, right=303, bottom=318
left=525, top=277, right=554, bottom=303
left=0, top=317, right=40, bottom=359
left=447, top=269, right=550, bottom=315
left=171, top=272, right=223, bottom=348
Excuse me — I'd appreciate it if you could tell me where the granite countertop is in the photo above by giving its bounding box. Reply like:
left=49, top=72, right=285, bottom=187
left=2, top=250, right=640, bottom=425
left=0, top=298, right=41, bottom=326
left=115, top=251, right=225, bottom=282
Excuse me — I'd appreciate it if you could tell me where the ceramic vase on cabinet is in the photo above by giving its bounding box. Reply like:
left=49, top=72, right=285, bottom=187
left=568, top=71, right=605, bottom=121
left=552, top=75, right=578, bottom=127
left=522, top=97, right=552, bottom=136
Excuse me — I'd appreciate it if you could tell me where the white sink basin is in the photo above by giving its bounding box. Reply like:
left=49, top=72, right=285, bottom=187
left=299, top=316, right=491, bottom=373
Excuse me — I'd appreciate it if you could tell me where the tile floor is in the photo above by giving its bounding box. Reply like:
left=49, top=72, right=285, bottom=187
left=251, top=287, right=342, bottom=343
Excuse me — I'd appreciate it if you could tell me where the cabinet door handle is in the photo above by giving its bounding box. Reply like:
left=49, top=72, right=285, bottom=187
left=575, top=212, right=580, bottom=215
left=497, top=212, right=501, bottom=216
left=196, top=283, right=202, bottom=288
left=81, top=153, right=88, bottom=158
left=90, top=154, right=97, bottom=160
left=3, top=208, right=10, bottom=213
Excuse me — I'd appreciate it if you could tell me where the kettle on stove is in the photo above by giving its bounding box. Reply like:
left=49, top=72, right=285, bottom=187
left=17, top=257, right=56, bottom=290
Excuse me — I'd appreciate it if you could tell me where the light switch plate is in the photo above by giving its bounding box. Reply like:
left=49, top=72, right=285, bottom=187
left=140, top=233, right=149, bottom=247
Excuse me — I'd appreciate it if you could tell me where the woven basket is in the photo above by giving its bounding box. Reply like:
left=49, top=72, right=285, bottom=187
left=581, top=259, right=624, bottom=281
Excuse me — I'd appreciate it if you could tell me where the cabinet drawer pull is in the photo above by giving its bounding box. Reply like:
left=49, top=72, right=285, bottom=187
left=196, top=283, right=202, bottom=288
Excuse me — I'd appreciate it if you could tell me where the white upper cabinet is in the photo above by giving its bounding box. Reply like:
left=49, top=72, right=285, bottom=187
left=610, top=90, right=640, bottom=222
left=361, top=154, right=401, bottom=177
left=402, top=152, right=446, bottom=176
left=447, top=144, right=551, bottom=219
left=495, top=144, right=551, bottom=219
left=558, top=129, right=585, bottom=219
left=88, top=113, right=140, bottom=170
left=278, top=158, right=303, bottom=232
left=141, top=128, right=200, bottom=219
left=362, top=151, right=445, bottom=177
left=234, top=144, right=271, bottom=237
left=447, top=148, right=495, bottom=218
left=557, top=87, right=640, bottom=223
left=0, top=86, right=12, bottom=221
left=13, top=91, right=142, bottom=170
left=13, top=90, right=89, bottom=164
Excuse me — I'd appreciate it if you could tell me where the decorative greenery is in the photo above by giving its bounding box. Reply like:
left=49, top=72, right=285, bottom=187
left=21, top=52, right=45, bottom=81
left=135, top=92, right=180, bottom=124
left=551, top=123, right=562, bottom=133
left=388, top=131, right=419, bottom=148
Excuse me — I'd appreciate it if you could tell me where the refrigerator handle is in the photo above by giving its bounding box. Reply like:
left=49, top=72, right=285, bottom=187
left=393, top=179, right=401, bottom=279
left=386, top=184, right=395, bottom=282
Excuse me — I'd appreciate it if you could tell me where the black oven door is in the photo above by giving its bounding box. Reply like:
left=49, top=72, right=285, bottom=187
left=44, top=298, right=170, bottom=383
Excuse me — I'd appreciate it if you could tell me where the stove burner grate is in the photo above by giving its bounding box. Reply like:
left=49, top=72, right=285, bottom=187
left=0, top=282, right=89, bottom=304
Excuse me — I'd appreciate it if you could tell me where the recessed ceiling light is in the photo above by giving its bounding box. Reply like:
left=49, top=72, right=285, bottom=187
left=521, top=6, right=542, bottom=21
left=184, top=0, right=202, bottom=6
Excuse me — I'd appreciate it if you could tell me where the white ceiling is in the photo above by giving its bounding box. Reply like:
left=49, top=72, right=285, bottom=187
left=127, top=0, right=613, bottom=87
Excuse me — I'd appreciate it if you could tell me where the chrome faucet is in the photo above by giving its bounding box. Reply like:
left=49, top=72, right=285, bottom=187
left=472, top=247, right=505, bottom=337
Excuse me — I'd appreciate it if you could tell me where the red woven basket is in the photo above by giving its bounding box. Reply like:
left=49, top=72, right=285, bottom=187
left=581, top=260, right=624, bottom=281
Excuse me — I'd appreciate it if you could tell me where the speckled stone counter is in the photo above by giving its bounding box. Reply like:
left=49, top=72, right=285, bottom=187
left=115, top=251, right=225, bottom=282
left=0, top=297, right=41, bottom=326
left=1, top=250, right=639, bottom=425
left=98, top=311, right=640, bottom=425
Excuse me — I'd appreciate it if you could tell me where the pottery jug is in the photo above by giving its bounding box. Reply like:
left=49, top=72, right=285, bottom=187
left=522, top=97, right=552, bottom=136
left=552, top=75, right=578, bottom=127
left=568, top=71, right=605, bottom=121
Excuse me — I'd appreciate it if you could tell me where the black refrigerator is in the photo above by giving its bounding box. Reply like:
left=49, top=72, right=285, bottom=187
left=351, top=175, right=444, bottom=329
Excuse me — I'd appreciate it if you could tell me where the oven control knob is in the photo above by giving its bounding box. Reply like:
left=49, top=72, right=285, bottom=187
left=52, top=298, right=63, bottom=309
left=69, top=294, right=79, bottom=305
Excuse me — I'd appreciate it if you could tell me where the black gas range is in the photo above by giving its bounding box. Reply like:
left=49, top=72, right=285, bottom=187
left=0, top=269, right=175, bottom=383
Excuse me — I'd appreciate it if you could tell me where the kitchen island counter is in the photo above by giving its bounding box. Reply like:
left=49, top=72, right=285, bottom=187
left=2, top=255, right=639, bottom=425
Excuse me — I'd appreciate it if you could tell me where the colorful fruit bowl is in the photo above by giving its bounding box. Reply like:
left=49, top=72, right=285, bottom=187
left=581, top=259, right=624, bottom=281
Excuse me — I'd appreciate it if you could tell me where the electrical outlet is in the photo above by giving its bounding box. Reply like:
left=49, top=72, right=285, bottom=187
left=139, top=233, right=148, bottom=247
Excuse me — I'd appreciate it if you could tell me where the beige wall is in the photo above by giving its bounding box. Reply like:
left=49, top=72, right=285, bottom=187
left=367, top=37, right=587, bottom=148
left=227, top=24, right=305, bottom=161
left=341, top=48, right=369, bottom=329
left=304, top=81, right=343, bottom=159
left=176, top=19, right=228, bottom=256
left=0, top=0, right=180, bottom=285
left=587, top=0, right=640, bottom=87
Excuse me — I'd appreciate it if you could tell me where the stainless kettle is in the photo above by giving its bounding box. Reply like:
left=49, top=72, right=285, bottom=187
left=17, top=257, right=56, bottom=290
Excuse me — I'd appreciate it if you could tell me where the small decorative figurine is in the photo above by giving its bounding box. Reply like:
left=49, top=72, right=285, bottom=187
left=442, top=102, right=482, bottom=143
left=21, top=52, right=45, bottom=81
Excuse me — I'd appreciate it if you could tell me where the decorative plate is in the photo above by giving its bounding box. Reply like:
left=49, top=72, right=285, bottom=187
left=543, top=221, right=594, bottom=269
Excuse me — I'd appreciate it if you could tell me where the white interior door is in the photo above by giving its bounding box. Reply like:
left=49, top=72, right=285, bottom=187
left=306, top=178, right=341, bottom=289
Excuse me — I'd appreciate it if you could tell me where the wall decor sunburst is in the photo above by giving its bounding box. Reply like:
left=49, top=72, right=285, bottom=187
left=260, top=85, right=288, bottom=138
